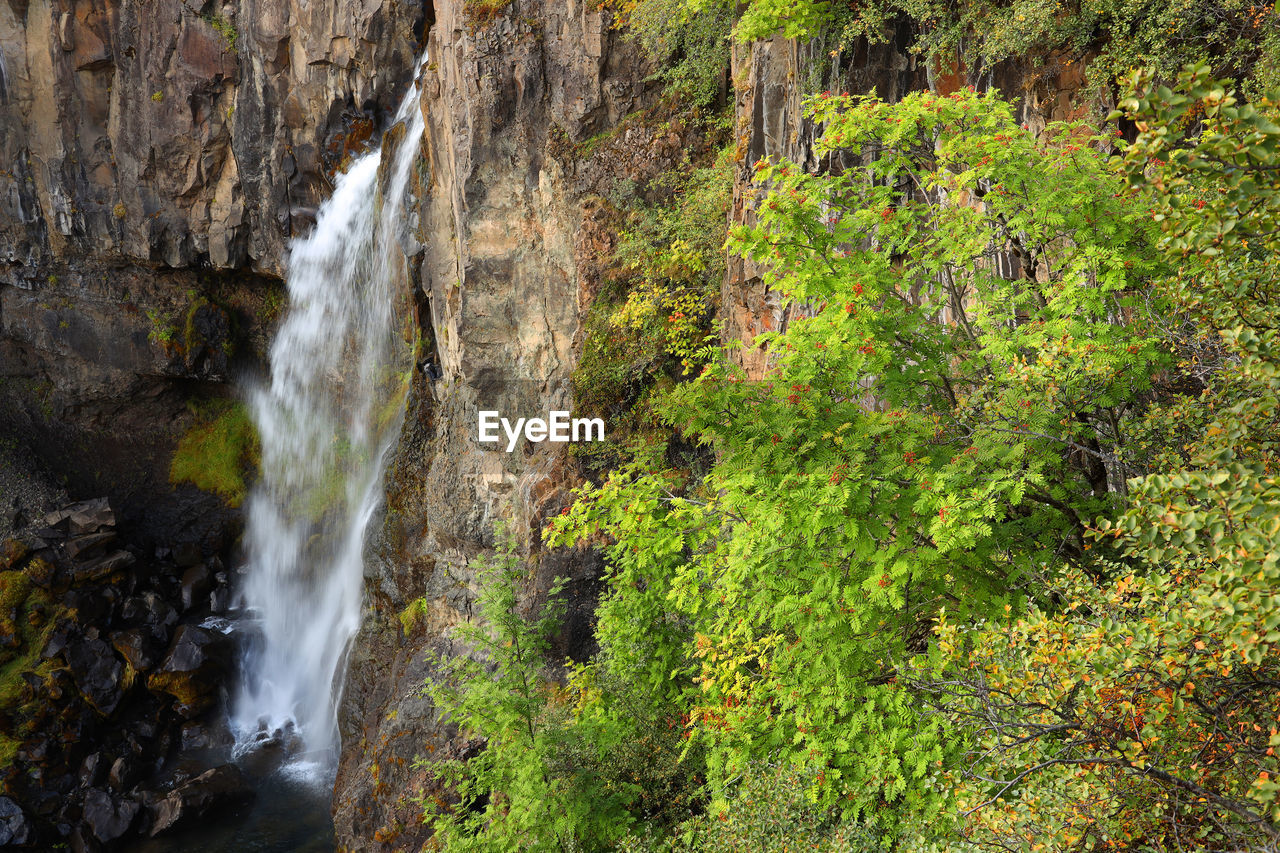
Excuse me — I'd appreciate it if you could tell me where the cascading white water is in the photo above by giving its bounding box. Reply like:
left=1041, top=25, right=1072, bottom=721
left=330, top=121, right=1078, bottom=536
left=233, top=58, right=426, bottom=766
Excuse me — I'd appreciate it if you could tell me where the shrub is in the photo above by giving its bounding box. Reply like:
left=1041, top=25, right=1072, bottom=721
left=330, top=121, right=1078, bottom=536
left=609, top=0, right=734, bottom=105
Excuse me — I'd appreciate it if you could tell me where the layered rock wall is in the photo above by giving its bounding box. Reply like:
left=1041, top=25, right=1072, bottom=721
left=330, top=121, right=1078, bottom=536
left=0, top=0, right=426, bottom=541
left=332, top=1, right=661, bottom=846
left=3, top=0, right=1113, bottom=847
left=2, top=0, right=425, bottom=275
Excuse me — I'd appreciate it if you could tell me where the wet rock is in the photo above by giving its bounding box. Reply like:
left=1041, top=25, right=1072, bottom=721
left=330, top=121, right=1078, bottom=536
left=121, top=593, right=178, bottom=642
left=69, top=825, right=104, bottom=853
left=70, top=550, right=136, bottom=584
left=0, top=796, right=32, bottom=845
left=64, top=532, right=116, bottom=561
left=65, top=638, right=124, bottom=716
left=209, top=586, right=232, bottom=614
left=172, top=541, right=202, bottom=570
left=82, top=788, right=139, bottom=842
left=148, top=765, right=254, bottom=837
left=79, top=752, right=106, bottom=788
left=180, top=564, right=211, bottom=612
left=107, top=756, right=142, bottom=792
left=182, top=300, right=232, bottom=380
left=146, top=626, right=231, bottom=718
left=68, top=500, right=114, bottom=536
left=179, top=718, right=234, bottom=752
left=110, top=628, right=158, bottom=673
left=64, top=588, right=113, bottom=625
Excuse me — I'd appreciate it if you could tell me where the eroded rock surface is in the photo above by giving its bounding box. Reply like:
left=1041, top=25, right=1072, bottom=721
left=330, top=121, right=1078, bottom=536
left=330, top=0, right=685, bottom=846
left=1, top=0, right=427, bottom=276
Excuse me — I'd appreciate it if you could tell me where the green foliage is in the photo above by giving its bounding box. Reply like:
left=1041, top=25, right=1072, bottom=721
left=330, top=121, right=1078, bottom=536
left=675, top=0, right=1275, bottom=103
left=620, top=764, right=877, bottom=852
left=420, top=541, right=578, bottom=851
left=420, top=41, right=1280, bottom=853
left=909, top=66, right=1280, bottom=850
left=853, top=0, right=1273, bottom=96
left=260, top=282, right=287, bottom=325
left=203, top=13, right=238, bottom=52
left=610, top=0, right=734, bottom=105
left=420, top=532, right=705, bottom=850
left=169, top=400, right=260, bottom=507
left=146, top=308, right=178, bottom=350
left=572, top=142, right=732, bottom=449
left=610, top=146, right=732, bottom=373
left=698, top=0, right=833, bottom=44
left=551, top=88, right=1169, bottom=840
left=399, top=597, right=431, bottom=636
left=1108, top=63, right=1280, bottom=830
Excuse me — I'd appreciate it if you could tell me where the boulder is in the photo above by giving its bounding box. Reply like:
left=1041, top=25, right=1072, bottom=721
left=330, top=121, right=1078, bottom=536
left=121, top=592, right=178, bottom=642
left=110, top=628, right=158, bottom=673
left=179, top=719, right=234, bottom=751
left=107, top=756, right=142, bottom=792
left=148, top=765, right=254, bottom=837
left=0, top=796, right=32, bottom=845
left=179, top=564, right=211, bottom=612
left=65, top=638, right=125, bottom=716
left=64, top=532, right=116, bottom=561
left=70, top=550, right=136, bottom=585
left=81, top=788, right=139, bottom=842
left=68, top=499, right=114, bottom=536
left=79, top=752, right=105, bottom=788
left=146, top=626, right=231, bottom=718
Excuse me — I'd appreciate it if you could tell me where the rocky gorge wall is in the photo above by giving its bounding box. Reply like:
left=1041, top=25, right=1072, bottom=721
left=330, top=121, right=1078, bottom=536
left=2, top=0, right=1112, bottom=848
left=329, top=0, right=707, bottom=846
left=328, top=12, right=1112, bottom=849
left=1, top=0, right=426, bottom=545
left=1, top=0, right=426, bottom=845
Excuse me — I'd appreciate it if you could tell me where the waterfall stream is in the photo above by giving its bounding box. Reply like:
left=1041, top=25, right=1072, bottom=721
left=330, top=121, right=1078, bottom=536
left=232, top=57, right=425, bottom=769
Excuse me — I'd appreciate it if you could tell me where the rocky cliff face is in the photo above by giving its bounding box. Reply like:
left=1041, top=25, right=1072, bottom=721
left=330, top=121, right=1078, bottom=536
left=2, top=0, right=425, bottom=275
left=3, top=0, right=1110, bottom=847
left=0, top=0, right=426, bottom=544
left=329, top=0, right=686, bottom=847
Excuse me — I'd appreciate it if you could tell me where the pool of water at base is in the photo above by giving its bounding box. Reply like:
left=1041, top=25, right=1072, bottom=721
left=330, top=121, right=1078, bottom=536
left=123, top=772, right=335, bottom=853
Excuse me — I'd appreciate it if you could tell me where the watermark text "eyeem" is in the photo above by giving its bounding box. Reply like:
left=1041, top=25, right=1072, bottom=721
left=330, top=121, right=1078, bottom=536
left=478, top=411, right=605, bottom=452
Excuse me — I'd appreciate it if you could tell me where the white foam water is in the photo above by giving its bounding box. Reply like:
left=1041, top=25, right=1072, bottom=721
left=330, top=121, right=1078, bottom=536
left=232, top=55, right=426, bottom=769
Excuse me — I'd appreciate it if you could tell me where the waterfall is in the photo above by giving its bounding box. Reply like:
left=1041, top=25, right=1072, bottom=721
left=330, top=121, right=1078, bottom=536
left=232, top=57, right=425, bottom=767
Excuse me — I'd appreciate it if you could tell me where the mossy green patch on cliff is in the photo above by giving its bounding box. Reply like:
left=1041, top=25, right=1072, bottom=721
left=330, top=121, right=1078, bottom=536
left=146, top=307, right=178, bottom=351
left=0, top=570, right=33, bottom=668
left=169, top=400, right=260, bottom=507
left=0, top=564, right=61, bottom=777
left=203, top=13, right=238, bottom=52
left=183, top=295, right=233, bottom=359
left=398, top=597, right=430, bottom=636
left=462, top=0, right=513, bottom=31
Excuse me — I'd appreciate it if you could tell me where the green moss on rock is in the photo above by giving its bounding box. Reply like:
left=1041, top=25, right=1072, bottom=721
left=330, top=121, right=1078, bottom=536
left=169, top=401, right=260, bottom=507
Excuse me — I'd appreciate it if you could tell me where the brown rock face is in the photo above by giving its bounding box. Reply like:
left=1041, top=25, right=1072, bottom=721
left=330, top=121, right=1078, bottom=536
left=328, top=0, right=704, bottom=847
left=1, top=0, right=426, bottom=275
left=0, top=0, right=427, bottom=543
